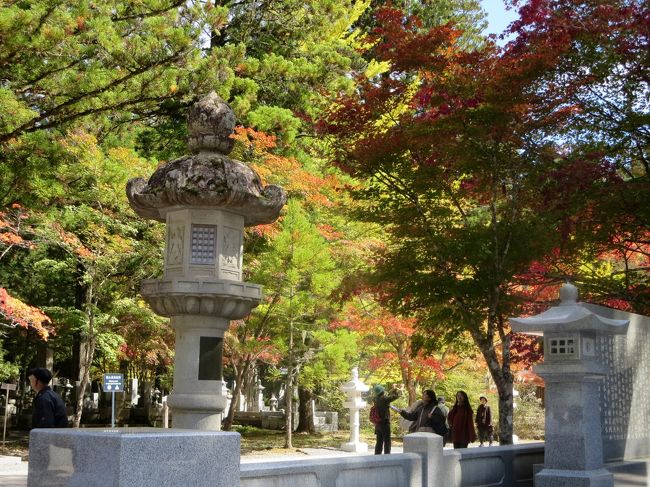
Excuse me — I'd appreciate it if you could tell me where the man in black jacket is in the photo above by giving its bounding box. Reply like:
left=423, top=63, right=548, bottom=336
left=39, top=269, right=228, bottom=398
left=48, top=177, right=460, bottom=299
left=28, top=368, right=69, bottom=428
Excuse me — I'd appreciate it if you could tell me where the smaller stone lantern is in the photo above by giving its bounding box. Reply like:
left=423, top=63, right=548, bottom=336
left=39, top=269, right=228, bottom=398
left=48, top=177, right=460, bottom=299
left=340, top=367, right=370, bottom=453
left=510, top=283, right=628, bottom=487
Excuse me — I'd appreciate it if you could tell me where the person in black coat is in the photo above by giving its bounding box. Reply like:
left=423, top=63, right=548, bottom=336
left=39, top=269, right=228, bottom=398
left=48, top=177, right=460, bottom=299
left=475, top=395, right=493, bottom=446
left=372, top=384, right=400, bottom=454
left=398, top=389, right=436, bottom=431
left=29, top=368, right=69, bottom=428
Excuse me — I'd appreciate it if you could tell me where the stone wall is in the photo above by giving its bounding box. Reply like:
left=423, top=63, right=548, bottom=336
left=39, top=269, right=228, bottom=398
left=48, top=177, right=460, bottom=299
left=585, top=304, right=650, bottom=461
left=235, top=410, right=338, bottom=432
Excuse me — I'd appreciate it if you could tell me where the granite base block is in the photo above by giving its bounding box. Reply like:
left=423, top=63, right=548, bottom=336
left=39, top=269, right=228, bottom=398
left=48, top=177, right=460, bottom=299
left=340, top=441, right=369, bottom=453
left=28, top=427, right=240, bottom=487
left=535, top=468, right=614, bottom=487
left=403, top=433, right=444, bottom=487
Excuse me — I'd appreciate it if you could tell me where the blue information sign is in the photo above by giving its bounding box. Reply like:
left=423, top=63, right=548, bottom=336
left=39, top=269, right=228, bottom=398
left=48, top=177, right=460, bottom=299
left=103, top=373, right=124, bottom=392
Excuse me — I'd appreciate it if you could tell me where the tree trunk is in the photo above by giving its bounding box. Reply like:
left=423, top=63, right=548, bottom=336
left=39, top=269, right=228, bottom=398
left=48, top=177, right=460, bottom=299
left=480, top=338, right=513, bottom=444
left=406, top=379, right=417, bottom=405
left=223, top=360, right=249, bottom=431
left=296, top=385, right=315, bottom=433
left=285, top=284, right=295, bottom=448
left=495, top=376, right=513, bottom=444
left=396, top=342, right=417, bottom=404
left=284, top=368, right=293, bottom=448
left=73, top=336, right=95, bottom=428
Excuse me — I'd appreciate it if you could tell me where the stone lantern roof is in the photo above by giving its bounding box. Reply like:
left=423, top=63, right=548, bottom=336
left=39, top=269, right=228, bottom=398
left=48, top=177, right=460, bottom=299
left=340, top=367, right=370, bottom=394
left=510, top=283, right=629, bottom=335
left=126, top=92, right=287, bottom=226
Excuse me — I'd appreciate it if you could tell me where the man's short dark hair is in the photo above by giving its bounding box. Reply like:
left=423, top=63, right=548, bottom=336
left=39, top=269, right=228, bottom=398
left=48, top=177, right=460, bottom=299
left=29, top=367, right=53, bottom=385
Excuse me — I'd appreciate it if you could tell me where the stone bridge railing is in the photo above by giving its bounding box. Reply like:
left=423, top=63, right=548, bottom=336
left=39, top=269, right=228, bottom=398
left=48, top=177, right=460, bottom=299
left=240, top=434, right=545, bottom=487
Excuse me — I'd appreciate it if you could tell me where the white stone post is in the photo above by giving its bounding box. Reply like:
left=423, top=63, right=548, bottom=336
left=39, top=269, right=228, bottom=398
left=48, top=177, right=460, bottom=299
left=512, top=388, right=519, bottom=444
left=255, top=380, right=265, bottom=412
left=162, top=396, right=169, bottom=428
left=340, top=367, right=370, bottom=453
left=511, top=283, right=629, bottom=487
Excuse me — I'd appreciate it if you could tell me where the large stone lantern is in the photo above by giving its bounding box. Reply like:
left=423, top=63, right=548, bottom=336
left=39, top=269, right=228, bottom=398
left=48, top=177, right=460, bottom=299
left=127, top=92, right=286, bottom=430
left=510, top=283, right=628, bottom=487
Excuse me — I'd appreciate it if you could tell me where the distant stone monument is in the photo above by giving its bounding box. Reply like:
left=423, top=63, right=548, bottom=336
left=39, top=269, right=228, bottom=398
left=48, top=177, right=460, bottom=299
left=511, top=283, right=629, bottom=487
left=340, top=367, right=370, bottom=453
left=127, top=92, right=286, bottom=429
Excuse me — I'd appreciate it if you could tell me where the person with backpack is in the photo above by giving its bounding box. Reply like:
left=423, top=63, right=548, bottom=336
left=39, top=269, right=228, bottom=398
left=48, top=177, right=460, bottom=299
left=370, top=384, right=400, bottom=454
left=447, top=390, right=476, bottom=449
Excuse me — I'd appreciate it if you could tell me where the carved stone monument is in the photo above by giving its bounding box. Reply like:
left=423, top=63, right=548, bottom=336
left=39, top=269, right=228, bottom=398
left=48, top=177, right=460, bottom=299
left=511, top=283, right=629, bottom=487
left=341, top=367, right=370, bottom=453
left=127, top=92, right=286, bottom=429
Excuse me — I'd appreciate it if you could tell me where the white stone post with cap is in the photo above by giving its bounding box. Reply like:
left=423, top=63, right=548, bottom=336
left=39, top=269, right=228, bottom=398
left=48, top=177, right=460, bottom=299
left=510, top=283, right=629, bottom=487
left=340, top=367, right=370, bottom=453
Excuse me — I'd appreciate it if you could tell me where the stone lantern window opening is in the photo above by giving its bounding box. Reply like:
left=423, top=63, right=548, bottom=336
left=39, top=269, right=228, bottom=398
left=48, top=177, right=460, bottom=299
left=548, top=336, right=575, bottom=356
left=191, top=224, right=217, bottom=265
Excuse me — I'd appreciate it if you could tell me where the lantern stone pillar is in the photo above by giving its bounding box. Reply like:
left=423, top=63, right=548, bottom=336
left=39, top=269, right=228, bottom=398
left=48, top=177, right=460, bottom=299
left=510, top=283, right=628, bottom=487
left=127, top=92, right=286, bottom=430
left=340, top=367, right=370, bottom=453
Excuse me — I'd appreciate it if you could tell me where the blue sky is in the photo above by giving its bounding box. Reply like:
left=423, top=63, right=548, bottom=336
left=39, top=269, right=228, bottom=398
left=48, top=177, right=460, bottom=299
left=481, top=0, right=519, bottom=36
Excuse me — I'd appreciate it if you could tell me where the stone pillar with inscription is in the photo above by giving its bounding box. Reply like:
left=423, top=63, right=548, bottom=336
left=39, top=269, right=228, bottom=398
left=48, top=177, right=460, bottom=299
left=510, top=283, right=629, bottom=487
left=126, top=92, right=286, bottom=430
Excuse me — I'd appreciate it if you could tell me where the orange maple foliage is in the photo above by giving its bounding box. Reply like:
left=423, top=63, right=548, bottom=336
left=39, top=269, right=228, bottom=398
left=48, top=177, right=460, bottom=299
left=50, top=222, right=93, bottom=259
left=0, top=288, right=52, bottom=340
left=231, top=126, right=340, bottom=212
left=332, top=302, right=445, bottom=389
left=0, top=204, right=36, bottom=251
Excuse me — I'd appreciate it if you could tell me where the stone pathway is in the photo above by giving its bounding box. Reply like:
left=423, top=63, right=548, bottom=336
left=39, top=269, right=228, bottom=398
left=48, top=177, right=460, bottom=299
left=0, top=456, right=26, bottom=487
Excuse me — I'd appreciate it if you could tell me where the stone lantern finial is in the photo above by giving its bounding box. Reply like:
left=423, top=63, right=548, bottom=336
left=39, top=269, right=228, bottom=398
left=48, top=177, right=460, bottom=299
left=187, top=92, right=237, bottom=154
left=559, top=282, right=578, bottom=306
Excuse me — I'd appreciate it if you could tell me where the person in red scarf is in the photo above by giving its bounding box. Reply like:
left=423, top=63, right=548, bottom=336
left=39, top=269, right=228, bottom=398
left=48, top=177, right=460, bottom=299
left=447, top=390, right=476, bottom=448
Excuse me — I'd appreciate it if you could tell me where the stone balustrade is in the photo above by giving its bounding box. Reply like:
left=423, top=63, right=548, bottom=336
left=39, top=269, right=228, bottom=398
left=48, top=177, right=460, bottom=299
left=240, top=434, right=545, bottom=487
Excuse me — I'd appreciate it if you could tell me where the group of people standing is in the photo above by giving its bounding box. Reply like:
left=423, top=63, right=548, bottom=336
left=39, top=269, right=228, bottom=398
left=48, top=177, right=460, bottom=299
left=371, top=385, right=494, bottom=454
